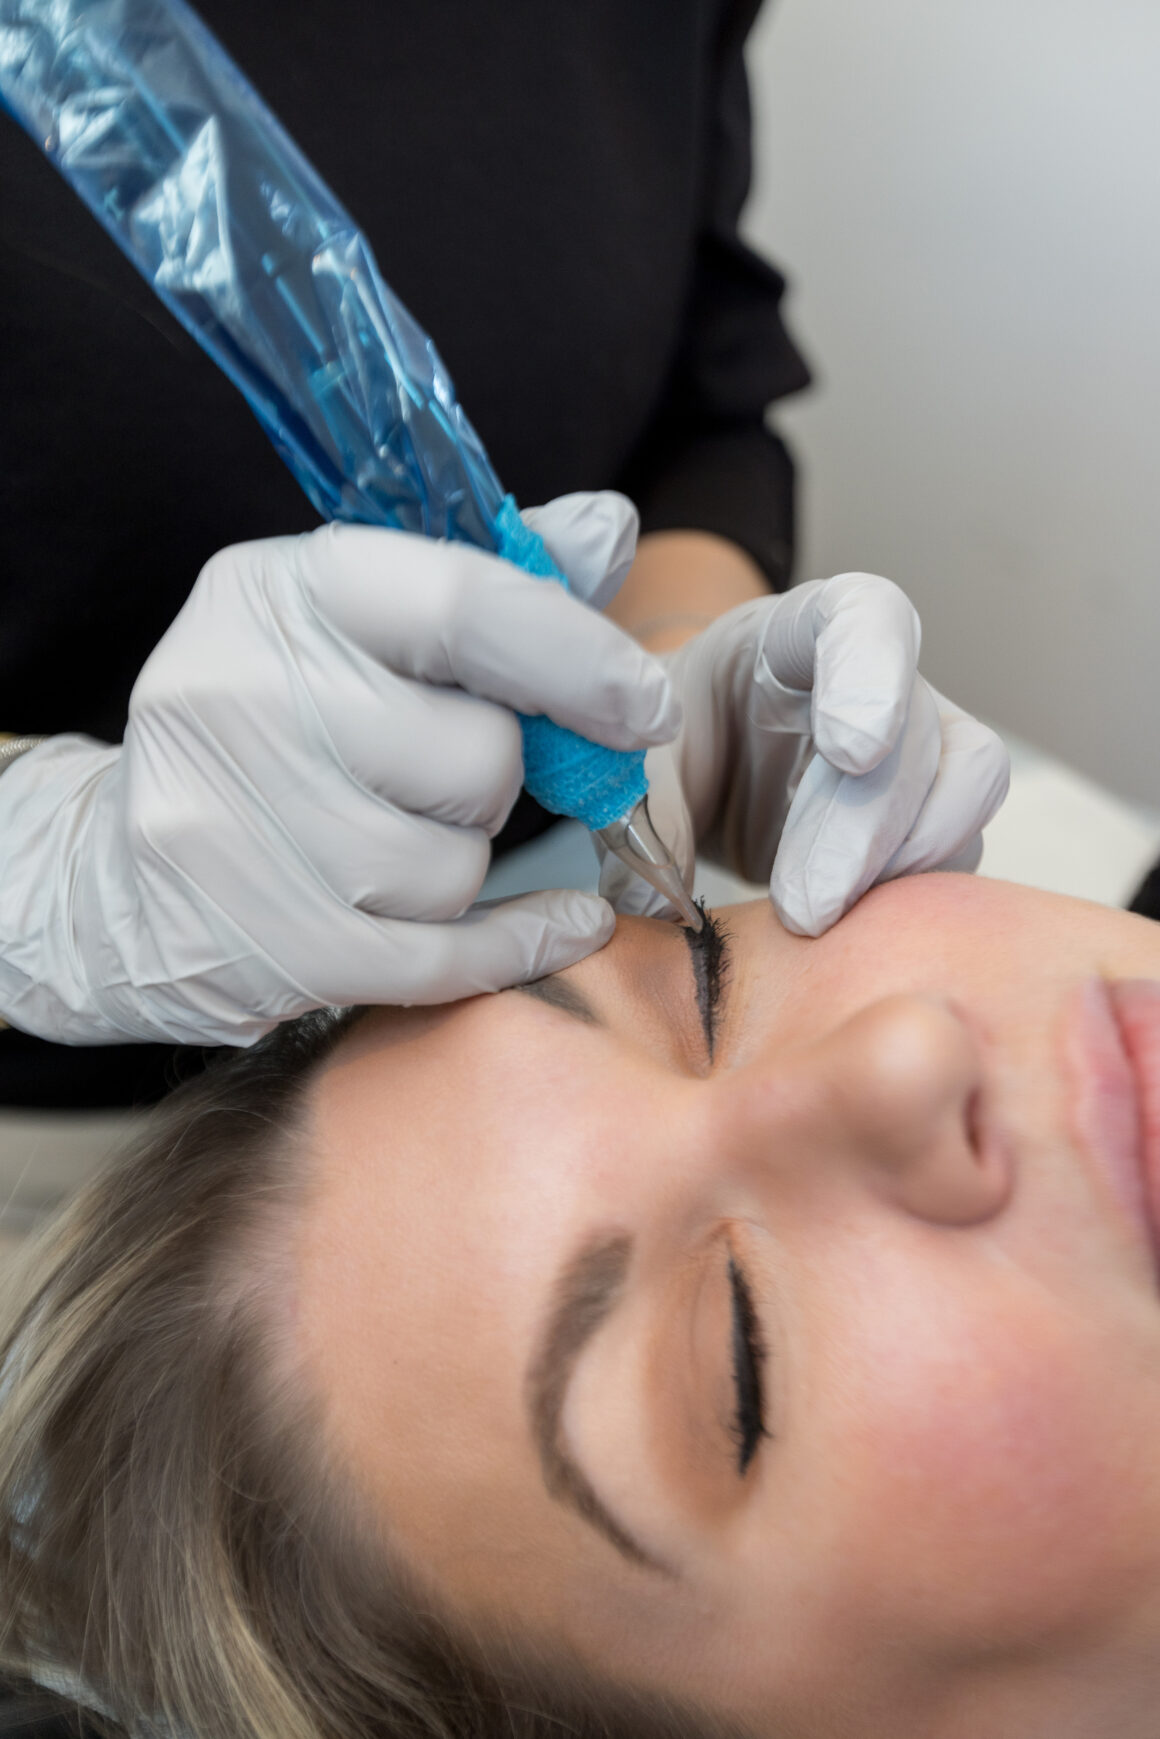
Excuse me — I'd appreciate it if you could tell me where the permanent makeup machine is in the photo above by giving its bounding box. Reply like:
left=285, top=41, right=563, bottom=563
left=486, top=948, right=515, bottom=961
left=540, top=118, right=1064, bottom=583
left=0, top=0, right=701, bottom=929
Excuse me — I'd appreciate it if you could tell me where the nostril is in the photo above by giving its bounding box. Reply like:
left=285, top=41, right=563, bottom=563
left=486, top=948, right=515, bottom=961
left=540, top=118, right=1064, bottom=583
left=964, top=1087, right=984, bottom=1160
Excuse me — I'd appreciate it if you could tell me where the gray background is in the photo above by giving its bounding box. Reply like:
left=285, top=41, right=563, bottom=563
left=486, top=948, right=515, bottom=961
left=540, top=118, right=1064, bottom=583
left=745, top=0, right=1160, bottom=806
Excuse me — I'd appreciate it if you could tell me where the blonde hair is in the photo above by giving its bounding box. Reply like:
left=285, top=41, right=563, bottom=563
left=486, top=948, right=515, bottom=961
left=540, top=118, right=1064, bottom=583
left=0, top=1015, right=737, bottom=1739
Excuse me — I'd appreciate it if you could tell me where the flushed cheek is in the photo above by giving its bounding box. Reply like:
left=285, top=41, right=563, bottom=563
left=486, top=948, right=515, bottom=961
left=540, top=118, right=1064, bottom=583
left=796, top=1286, right=1160, bottom=1653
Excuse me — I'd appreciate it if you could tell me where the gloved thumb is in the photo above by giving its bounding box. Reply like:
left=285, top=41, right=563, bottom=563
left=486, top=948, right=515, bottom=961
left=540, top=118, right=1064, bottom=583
left=875, top=690, right=1010, bottom=881
left=768, top=675, right=942, bottom=937
left=410, top=888, right=618, bottom=1001
left=753, top=575, right=921, bottom=777
left=521, top=491, right=639, bottom=610
left=809, top=575, right=922, bottom=775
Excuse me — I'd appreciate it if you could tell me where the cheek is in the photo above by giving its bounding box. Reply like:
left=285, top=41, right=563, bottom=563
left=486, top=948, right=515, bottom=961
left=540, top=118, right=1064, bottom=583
left=789, top=1251, right=1160, bottom=1654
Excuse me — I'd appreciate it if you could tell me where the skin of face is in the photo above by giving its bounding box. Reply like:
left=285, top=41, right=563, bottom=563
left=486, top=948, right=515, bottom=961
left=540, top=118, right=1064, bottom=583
left=291, top=876, right=1160, bottom=1739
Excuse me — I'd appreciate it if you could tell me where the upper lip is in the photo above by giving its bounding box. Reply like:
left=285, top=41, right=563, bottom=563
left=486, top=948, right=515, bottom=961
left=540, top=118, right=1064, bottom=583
left=1068, top=978, right=1160, bottom=1281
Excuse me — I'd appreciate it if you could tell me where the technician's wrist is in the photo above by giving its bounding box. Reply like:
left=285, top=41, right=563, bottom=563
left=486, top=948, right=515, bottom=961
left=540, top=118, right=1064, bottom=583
left=0, top=733, right=117, bottom=801
left=623, top=610, right=716, bottom=654
left=0, top=733, right=49, bottom=777
left=0, top=738, right=154, bottom=1046
left=608, top=529, right=767, bottom=653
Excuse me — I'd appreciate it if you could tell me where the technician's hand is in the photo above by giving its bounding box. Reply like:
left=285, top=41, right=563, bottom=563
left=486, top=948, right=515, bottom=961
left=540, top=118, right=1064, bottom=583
left=0, top=493, right=678, bottom=1045
left=599, top=574, right=1009, bottom=936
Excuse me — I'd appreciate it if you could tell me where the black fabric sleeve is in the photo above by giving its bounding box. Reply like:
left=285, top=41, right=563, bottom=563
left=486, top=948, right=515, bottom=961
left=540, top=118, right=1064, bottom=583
left=615, top=0, right=811, bottom=589
left=1129, top=855, right=1160, bottom=920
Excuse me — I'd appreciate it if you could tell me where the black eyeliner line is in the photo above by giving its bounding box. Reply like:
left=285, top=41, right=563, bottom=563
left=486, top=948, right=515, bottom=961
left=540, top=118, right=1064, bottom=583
left=728, top=1256, right=769, bottom=1475
left=682, top=900, right=730, bottom=1059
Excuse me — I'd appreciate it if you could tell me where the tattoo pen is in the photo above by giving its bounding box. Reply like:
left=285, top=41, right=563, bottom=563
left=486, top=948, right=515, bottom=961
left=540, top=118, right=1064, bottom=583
left=491, top=501, right=702, bottom=931
left=596, top=801, right=703, bottom=932
left=1, top=0, right=702, bottom=929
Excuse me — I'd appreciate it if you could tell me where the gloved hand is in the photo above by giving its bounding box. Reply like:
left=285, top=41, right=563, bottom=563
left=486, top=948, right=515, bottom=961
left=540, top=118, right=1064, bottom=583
left=0, top=492, right=678, bottom=1046
left=599, top=574, right=1009, bottom=936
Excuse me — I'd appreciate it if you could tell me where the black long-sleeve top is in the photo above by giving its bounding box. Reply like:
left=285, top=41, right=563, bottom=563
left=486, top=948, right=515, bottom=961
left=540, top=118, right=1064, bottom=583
left=0, top=0, right=810, bottom=1107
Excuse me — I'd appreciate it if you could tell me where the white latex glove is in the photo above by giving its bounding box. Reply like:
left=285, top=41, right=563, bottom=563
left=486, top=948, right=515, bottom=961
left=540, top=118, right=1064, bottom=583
left=599, top=574, right=1009, bottom=936
left=0, top=492, right=678, bottom=1046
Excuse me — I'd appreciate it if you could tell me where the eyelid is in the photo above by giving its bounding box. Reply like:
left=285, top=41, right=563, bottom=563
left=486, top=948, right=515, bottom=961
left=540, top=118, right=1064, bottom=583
left=650, top=1233, right=770, bottom=1527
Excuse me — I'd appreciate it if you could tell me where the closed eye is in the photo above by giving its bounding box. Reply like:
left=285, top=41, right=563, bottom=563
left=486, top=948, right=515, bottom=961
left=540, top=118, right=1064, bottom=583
left=728, top=1256, right=768, bottom=1476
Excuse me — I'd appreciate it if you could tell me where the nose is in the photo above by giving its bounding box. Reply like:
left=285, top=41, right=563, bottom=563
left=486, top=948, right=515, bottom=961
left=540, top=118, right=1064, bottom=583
left=729, top=996, right=1011, bottom=1227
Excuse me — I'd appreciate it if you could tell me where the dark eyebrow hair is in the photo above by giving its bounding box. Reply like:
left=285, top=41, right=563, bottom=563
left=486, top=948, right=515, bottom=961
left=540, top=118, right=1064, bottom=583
left=682, top=904, right=730, bottom=1059
left=525, top=1233, right=674, bottom=1577
left=512, top=976, right=602, bottom=1025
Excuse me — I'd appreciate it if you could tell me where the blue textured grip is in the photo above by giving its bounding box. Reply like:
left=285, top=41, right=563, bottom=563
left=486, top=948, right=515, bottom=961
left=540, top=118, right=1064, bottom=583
left=494, top=499, right=647, bottom=832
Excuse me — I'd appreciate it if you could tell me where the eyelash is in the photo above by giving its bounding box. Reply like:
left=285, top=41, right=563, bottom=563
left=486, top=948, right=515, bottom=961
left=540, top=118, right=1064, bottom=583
left=727, top=1256, right=768, bottom=1476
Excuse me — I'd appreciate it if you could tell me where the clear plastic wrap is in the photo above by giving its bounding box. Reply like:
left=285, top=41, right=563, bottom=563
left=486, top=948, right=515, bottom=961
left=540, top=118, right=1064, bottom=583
left=0, top=0, right=502, bottom=544
left=0, top=0, right=652, bottom=832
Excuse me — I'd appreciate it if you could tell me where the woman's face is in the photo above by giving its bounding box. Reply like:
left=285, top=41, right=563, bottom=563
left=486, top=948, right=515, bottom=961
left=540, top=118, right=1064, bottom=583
left=294, top=877, right=1160, bottom=1738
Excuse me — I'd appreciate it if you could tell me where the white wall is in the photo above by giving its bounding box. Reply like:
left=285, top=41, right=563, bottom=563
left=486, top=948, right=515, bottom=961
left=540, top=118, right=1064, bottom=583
left=745, top=0, right=1160, bottom=807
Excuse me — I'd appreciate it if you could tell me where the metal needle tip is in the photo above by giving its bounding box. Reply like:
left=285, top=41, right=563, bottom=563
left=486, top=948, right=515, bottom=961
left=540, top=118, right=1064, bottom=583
left=596, top=796, right=703, bottom=933
left=645, top=860, right=705, bottom=933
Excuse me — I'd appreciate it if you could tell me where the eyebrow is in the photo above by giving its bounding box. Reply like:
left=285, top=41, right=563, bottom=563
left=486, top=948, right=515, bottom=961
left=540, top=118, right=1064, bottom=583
left=682, top=905, right=730, bottom=1060
left=525, top=1233, right=674, bottom=1577
left=519, top=905, right=730, bottom=1061
left=512, top=975, right=602, bottom=1025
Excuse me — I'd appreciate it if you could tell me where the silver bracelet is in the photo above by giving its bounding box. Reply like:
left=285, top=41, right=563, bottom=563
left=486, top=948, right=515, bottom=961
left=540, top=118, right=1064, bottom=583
left=0, top=737, right=47, bottom=1030
left=0, top=737, right=44, bottom=1030
left=0, top=735, right=48, bottom=776
left=622, top=610, right=715, bottom=643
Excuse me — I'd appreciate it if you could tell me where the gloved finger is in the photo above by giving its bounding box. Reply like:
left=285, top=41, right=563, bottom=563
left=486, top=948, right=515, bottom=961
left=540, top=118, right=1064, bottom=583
left=596, top=744, right=696, bottom=918
left=769, top=675, right=942, bottom=937
left=521, top=491, right=639, bottom=610
left=296, top=801, right=492, bottom=922
left=754, top=575, right=921, bottom=775
left=875, top=696, right=1010, bottom=882
left=932, top=832, right=985, bottom=876
left=295, top=522, right=678, bottom=750
left=139, top=750, right=494, bottom=923
left=295, top=630, right=525, bottom=834
left=298, top=889, right=617, bottom=1008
